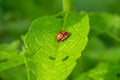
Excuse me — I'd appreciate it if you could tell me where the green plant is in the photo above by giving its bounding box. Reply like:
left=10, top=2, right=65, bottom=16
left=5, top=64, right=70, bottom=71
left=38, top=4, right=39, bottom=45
left=0, top=0, right=120, bottom=80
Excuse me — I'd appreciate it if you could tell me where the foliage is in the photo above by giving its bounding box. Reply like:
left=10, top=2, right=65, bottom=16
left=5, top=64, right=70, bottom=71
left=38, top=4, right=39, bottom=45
left=24, top=12, right=89, bottom=80
left=0, top=0, right=120, bottom=80
left=0, top=40, right=24, bottom=71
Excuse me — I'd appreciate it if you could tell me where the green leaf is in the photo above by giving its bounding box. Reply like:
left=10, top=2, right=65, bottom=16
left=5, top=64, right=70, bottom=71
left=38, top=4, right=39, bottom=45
left=0, top=41, right=25, bottom=71
left=71, top=62, right=120, bottom=80
left=88, top=62, right=120, bottom=80
left=24, top=12, right=89, bottom=80
left=0, top=40, right=19, bottom=60
left=0, top=65, right=27, bottom=80
left=69, top=37, right=106, bottom=80
left=89, top=13, right=120, bottom=46
left=0, top=54, right=24, bottom=72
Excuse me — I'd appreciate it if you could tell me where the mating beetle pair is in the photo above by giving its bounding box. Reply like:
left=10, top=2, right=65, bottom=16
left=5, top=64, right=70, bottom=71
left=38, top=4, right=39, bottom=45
left=56, top=30, right=70, bottom=41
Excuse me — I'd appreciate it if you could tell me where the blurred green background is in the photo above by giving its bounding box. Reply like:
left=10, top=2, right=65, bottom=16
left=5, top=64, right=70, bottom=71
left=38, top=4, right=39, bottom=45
left=0, top=0, right=120, bottom=80
left=1, top=0, right=120, bottom=43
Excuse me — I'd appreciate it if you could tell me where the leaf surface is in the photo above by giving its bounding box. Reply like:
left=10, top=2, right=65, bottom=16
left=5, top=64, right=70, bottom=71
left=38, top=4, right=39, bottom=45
left=0, top=41, right=24, bottom=71
left=24, top=12, right=89, bottom=80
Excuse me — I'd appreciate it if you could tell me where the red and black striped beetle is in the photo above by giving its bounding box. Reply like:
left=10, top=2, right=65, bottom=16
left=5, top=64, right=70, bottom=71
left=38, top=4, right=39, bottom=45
left=56, top=30, right=70, bottom=41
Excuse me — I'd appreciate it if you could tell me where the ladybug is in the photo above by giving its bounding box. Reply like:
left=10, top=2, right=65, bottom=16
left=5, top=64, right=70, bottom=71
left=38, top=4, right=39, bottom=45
left=56, top=30, right=70, bottom=41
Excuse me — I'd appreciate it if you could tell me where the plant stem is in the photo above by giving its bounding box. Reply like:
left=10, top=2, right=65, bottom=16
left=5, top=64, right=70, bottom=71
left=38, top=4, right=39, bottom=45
left=62, top=0, right=74, bottom=13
